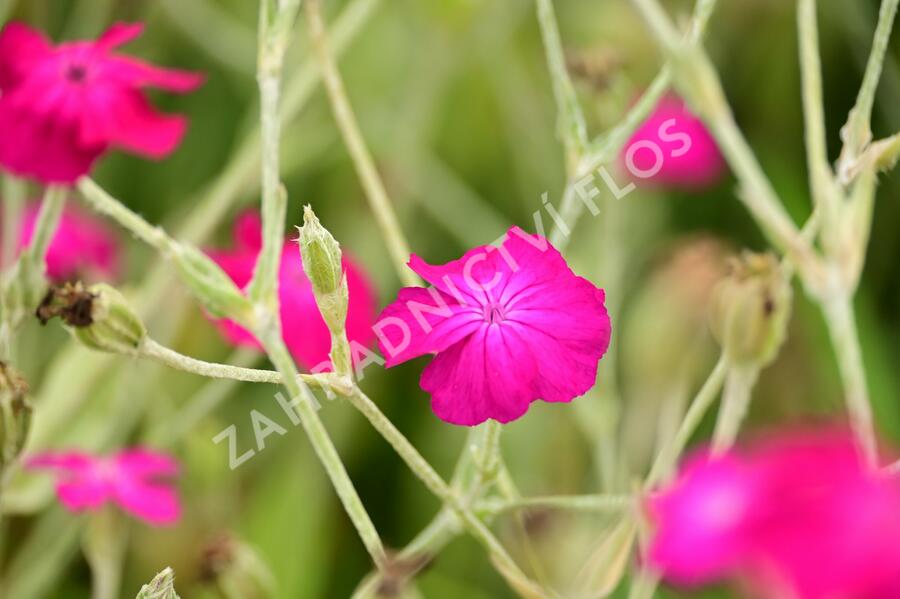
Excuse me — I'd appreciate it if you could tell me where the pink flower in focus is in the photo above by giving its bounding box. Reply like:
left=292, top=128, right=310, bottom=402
left=26, top=448, right=181, bottom=526
left=374, top=227, right=611, bottom=426
left=647, top=451, right=763, bottom=586
left=17, top=201, right=119, bottom=281
left=621, top=94, right=724, bottom=190
left=0, top=22, right=204, bottom=184
left=208, top=211, right=377, bottom=370
left=648, top=429, right=900, bottom=599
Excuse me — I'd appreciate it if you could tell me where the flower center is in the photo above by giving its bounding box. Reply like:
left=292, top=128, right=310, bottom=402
left=483, top=303, right=506, bottom=325
left=65, top=63, right=88, bottom=83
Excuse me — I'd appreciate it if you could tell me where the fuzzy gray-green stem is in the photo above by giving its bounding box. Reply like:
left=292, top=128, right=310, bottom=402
left=1, top=177, right=25, bottom=270
left=305, top=0, right=419, bottom=288
left=23, top=186, right=67, bottom=275
left=262, top=332, right=386, bottom=565
left=344, top=387, right=545, bottom=596
left=712, top=363, right=760, bottom=453
left=822, top=295, right=877, bottom=463
left=645, top=354, right=728, bottom=488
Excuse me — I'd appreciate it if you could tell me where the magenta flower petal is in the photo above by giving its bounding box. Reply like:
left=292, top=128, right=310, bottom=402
left=648, top=452, right=762, bottom=586
left=0, top=21, right=203, bottom=183
left=207, top=211, right=378, bottom=370
left=649, top=429, right=900, bottom=599
left=376, top=227, right=611, bottom=426
left=375, top=286, right=483, bottom=367
left=26, top=448, right=181, bottom=527
left=621, top=94, right=725, bottom=190
left=0, top=22, right=51, bottom=88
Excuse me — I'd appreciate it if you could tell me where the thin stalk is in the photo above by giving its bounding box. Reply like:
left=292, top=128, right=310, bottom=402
left=712, top=364, right=759, bottom=453
left=345, top=387, right=544, bottom=596
left=477, top=494, right=631, bottom=517
left=78, top=179, right=171, bottom=254
left=838, top=0, right=900, bottom=178
left=822, top=295, right=877, bottom=463
left=535, top=0, right=589, bottom=169
left=140, top=337, right=333, bottom=389
left=305, top=0, right=419, bottom=288
left=645, top=355, right=728, bottom=488
left=23, top=186, right=66, bottom=272
left=248, top=0, right=386, bottom=566
left=262, top=332, right=386, bottom=565
left=797, top=0, right=838, bottom=229
left=247, top=0, right=297, bottom=305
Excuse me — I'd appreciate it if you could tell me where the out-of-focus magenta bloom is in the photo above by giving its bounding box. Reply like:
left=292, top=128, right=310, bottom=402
left=17, top=201, right=119, bottom=281
left=208, top=211, right=377, bottom=371
left=26, top=448, right=181, bottom=526
left=0, top=22, right=203, bottom=183
left=374, top=227, right=611, bottom=426
left=647, top=452, right=763, bottom=586
left=621, top=94, right=724, bottom=190
left=747, top=433, right=900, bottom=599
left=648, top=429, right=900, bottom=599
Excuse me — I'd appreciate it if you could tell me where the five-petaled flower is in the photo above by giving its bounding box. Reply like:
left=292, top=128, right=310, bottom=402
left=375, top=227, right=611, bottom=426
left=208, top=211, right=378, bottom=371
left=26, top=448, right=181, bottom=526
left=0, top=22, right=203, bottom=183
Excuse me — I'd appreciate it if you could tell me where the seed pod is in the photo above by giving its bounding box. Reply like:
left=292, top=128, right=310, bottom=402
left=710, top=252, right=792, bottom=367
left=199, top=532, right=275, bottom=599
left=38, top=282, right=148, bottom=355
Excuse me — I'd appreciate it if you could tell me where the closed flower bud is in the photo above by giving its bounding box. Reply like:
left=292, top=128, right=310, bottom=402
left=37, top=282, right=147, bottom=355
left=0, top=362, right=31, bottom=468
left=295, top=207, right=352, bottom=375
left=297, top=206, right=343, bottom=297
left=710, top=252, right=792, bottom=367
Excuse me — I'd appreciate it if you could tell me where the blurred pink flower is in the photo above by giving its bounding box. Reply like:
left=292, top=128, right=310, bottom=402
left=648, top=429, right=900, bottom=599
left=0, top=22, right=203, bottom=184
left=26, top=448, right=181, bottom=526
left=647, top=452, right=763, bottom=586
left=375, top=227, right=611, bottom=426
left=17, top=201, right=119, bottom=281
left=208, top=211, right=378, bottom=371
left=621, top=94, right=724, bottom=190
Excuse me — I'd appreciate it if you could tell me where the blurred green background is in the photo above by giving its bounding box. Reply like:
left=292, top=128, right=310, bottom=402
left=1, top=0, right=899, bottom=597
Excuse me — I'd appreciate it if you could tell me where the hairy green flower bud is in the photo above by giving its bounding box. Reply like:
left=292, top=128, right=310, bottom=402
left=38, top=283, right=147, bottom=355
left=0, top=362, right=32, bottom=468
left=297, top=205, right=343, bottom=297
left=296, top=206, right=349, bottom=331
left=710, top=252, right=792, bottom=367
left=296, top=206, right=352, bottom=375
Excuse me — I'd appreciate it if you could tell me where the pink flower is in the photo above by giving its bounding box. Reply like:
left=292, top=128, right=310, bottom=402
left=26, top=448, right=181, bottom=526
left=0, top=22, right=203, bottom=184
left=648, top=429, right=900, bottom=599
left=647, top=451, right=763, bottom=586
left=374, top=227, right=611, bottom=426
left=621, top=94, right=724, bottom=190
left=208, top=211, right=378, bottom=370
left=16, top=200, right=119, bottom=281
